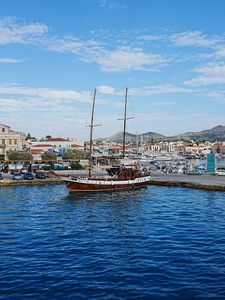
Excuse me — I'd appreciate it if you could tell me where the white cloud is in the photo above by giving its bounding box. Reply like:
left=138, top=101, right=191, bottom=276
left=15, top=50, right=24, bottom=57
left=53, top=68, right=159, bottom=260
left=97, top=85, right=116, bottom=94
left=0, top=84, right=92, bottom=114
left=0, top=17, right=48, bottom=45
left=0, top=16, right=106, bottom=59
left=0, top=83, right=192, bottom=115
left=185, top=64, right=225, bottom=86
left=0, top=57, right=23, bottom=63
left=203, top=90, right=225, bottom=103
left=138, top=34, right=164, bottom=41
left=98, top=47, right=168, bottom=72
left=214, top=46, right=225, bottom=57
left=94, top=84, right=191, bottom=96
left=170, top=31, right=216, bottom=48
left=40, top=35, right=84, bottom=54
left=129, top=85, right=190, bottom=96
left=0, top=17, right=170, bottom=73
left=98, top=0, right=126, bottom=9
left=0, top=98, right=24, bottom=112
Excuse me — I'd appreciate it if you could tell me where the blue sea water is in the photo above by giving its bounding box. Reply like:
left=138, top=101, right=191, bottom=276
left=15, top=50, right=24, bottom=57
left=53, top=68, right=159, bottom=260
left=1, top=185, right=225, bottom=299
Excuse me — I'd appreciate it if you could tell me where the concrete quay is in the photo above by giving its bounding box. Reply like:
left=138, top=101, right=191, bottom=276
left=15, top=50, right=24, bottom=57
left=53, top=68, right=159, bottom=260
left=0, top=177, right=63, bottom=186
left=150, top=172, right=225, bottom=192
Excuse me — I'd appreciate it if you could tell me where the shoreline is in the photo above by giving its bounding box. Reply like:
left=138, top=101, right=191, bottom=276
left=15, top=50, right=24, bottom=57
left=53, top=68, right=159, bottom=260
left=149, top=172, right=225, bottom=192
left=0, top=178, right=63, bottom=186
left=149, top=179, right=225, bottom=192
left=1, top=172, right=225, bottom=192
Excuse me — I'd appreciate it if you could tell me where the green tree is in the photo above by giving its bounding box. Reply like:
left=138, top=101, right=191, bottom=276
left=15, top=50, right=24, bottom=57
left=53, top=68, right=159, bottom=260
left=63, top=149, right=87, bottom=160
left=7, top=150, right=33, bottom=161
left=41, top=151, right=57, bottom=161
left=70, top=163, right=84, bottom=170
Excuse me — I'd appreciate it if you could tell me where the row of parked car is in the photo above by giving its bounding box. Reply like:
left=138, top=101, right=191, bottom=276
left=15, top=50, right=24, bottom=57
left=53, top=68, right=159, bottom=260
left=14, top=171, right=47, bottom=180
left=0, top=171, right=47, bottom=180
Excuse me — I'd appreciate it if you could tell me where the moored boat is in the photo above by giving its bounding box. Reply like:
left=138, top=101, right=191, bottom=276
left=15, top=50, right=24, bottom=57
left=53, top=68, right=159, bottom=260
left=63, top=164, right=151, bottom=192
left=62, top=88, right=151, bottom=193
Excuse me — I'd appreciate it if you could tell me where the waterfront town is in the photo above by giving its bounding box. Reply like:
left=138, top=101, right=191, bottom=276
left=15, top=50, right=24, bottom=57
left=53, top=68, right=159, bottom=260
left=1, top=123, right=225, bottom=176
left=2, top=2, right=225, bottom=299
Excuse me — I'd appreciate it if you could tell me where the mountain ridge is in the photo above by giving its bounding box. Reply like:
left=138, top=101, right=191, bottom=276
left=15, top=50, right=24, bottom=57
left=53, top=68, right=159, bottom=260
left=98, top=125, right=225, bottom=142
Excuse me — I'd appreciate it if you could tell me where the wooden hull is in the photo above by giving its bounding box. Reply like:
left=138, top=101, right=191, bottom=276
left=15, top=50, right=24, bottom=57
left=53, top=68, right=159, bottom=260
left=63, top=175, right=151, bottom=193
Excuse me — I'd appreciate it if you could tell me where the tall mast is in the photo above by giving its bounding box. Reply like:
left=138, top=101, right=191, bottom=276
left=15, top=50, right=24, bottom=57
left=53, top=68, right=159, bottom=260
left=88, top=88, right=97, bottom=177
left=118, top=88, right=133, bottom=158
left=122, top=87, right=128, bottom=158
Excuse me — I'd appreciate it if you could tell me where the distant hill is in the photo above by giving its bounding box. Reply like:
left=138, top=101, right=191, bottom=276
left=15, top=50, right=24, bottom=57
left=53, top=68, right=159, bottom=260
left=98, top=125, right=225, bottom=143
left=98, top=131, right=166, bottom=142
left=170, top=125, right=225, bottom=142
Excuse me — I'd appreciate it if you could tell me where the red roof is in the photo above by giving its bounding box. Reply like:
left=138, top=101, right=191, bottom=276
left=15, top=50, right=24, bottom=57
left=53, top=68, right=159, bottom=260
left=71, top=144, right=83, bottom=148
left=47, top=138, right=68, bottom=142
left=30, top=149, right=44, bottom=154
left=31, top=144, right=53, bottom=147
left=111, top=146, right=121, bottom=150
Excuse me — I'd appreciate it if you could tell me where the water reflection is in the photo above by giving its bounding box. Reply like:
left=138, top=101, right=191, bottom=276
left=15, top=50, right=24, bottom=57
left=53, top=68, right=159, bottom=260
left=64, top=186, right=149, bottom=203
left=62, top=187, right=151, bottom=245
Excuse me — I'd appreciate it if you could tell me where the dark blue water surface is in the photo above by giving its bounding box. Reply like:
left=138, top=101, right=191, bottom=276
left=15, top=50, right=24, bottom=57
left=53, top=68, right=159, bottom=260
left=1, top=185, right=225, bottom=299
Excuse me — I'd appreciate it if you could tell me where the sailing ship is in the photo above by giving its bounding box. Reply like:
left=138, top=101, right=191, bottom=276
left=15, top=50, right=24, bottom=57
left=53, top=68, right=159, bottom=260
left=62, top=88, right=151, bottom=192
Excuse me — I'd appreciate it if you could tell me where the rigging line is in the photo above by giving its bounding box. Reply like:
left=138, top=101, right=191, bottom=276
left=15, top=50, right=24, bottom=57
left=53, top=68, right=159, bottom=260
left=86, top=88, right=101, bottom=177
left=117, top=87, right=134, bottom=158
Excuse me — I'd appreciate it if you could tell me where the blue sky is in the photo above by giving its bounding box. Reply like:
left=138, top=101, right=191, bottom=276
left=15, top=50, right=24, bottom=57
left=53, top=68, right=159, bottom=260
left=1, top=0, right=225, bottom=140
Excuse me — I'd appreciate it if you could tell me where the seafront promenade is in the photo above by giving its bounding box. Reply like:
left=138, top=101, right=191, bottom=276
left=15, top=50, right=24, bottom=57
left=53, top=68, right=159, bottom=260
left=149, top=172, right=225, bottom=192
left=1, top=171, right=225, bottom=191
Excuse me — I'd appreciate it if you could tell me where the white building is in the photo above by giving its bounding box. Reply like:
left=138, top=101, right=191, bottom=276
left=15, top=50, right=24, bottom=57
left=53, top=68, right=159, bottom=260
left=0, top=124, right=26, bottom=159
left=30, top=138, right=84, bottom=150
